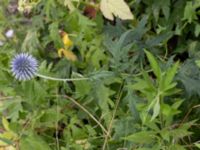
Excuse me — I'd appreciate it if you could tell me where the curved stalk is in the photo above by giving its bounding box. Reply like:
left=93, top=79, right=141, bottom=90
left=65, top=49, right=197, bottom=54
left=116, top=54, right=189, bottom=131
left=36, top=73, right=89, bottom=82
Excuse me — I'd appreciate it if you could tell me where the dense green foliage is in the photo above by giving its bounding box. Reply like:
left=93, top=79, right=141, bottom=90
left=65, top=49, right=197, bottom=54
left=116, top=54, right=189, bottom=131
left=0, top=0, right=200, bottom=149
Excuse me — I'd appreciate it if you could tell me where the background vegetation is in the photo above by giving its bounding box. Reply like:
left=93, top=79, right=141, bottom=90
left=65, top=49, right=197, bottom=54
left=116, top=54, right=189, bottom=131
left=0, top=0, right=200, bottom=149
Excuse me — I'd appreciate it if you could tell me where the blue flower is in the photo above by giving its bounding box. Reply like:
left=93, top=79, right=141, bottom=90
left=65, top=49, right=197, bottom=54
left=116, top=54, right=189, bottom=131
left=11, top=53, right=38, bottom=81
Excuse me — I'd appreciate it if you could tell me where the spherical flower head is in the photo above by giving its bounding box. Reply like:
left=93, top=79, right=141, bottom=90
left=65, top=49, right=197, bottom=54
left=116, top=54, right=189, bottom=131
left=11, top=53, right=38, bottom=81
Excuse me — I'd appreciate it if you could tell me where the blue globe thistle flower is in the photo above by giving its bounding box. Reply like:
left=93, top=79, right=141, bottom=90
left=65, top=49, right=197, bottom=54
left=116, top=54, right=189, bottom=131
left=11, top=53, right=38, bottom=81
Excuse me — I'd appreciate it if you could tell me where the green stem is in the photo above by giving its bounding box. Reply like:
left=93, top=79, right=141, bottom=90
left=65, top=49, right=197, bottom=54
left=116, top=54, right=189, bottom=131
left=55, top=94, right=109, bottom=135
left=36, top=73, right=89, bottom=82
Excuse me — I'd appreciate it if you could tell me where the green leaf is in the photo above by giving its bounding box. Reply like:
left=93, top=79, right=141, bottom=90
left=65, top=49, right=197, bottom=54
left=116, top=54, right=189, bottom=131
left=92, top=81, right=115, bottom=126
left=195, top=143, right=200, bottom=149
left=63, top=0, right=75, bottom=12
left=171, top=99, right=183, bottom=109
left=168, top=144, right=186, bottom=150
left=49, top=22, right=63, bottom=48
left=164, top=61, right=179, bottom=88
left=152, top=0, right=170, bottom=21
left=39, top=108, right=64, bottom=126
left=142, top=70, right=156, bottom=91
left=160, top=128, right=170, bottom=142
left=124, top=131, right=156, bottom=144
left=1, top=100, right=23, bottom=121
left=177, top=60, right=200, bottom=97
left=195, top=60, right=200, bottom=68
left=183, top=1, right=198, bottom=23
left=145, top=32, right=173, bottom=48
left=145, top=50, right=162, bottom=81
left=74, top=80, right=91, bottom=98
left=170, top=121, right=195, bottom=139
left=20, top=134, right=52, bottom=150
left=128, top=78, right=148, bottom=91
left=151, top=96, right=160, bottom=121
left=125, top=90, right=141, bottom=123
left=171, top=128, right=192, bottom=139
left=21, top=29, right=40, bottom=53
left=195, top=24, right=200, bottom=37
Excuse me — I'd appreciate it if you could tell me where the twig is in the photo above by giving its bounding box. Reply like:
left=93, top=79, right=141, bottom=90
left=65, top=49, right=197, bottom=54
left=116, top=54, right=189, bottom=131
left=180, top=104, right=200, bottom=126
left=102, top=82, right=124, bottom=150
left=54, top=95, right=109, bottom=136
left=36, top=73, right=89, bottom=82
left=121, top=69, right=153, bottom=78
left=55, top=89, right=60, bottom=150
left=0, top=96, right=19, bottom=101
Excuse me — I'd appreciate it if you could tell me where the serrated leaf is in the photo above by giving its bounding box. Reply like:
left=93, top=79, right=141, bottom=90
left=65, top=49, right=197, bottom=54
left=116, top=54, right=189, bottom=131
left=49, top=22, right=63, bottom=48
left=21, top=30, right=40, bottom=53
left=145, top=50, right=162, bottom=81
left=142, top=70, right=156, bottom=91
left=124, top=131, right=156, bottom=144
left=74, top=80, right=91, bottom=98
left=177, top=60, right=200, bottom=97
left=195, top=143, right=200, bottom=149
left=151, top=97, right=160, bottom=121
left=64, top=0, right=75, bottom=11
left=145, top=32, right=173, bottom=47
left=171, top=99, right=183, bottom=109
left=168, top=144, right=186, bottom=150
left=125, top=90, right=141, bottom=123
left=100, top=0, right=134, bottom=20
left=183, top=1, right=198, bottom=23
left=20, top=134, right=51, bottom=150
left=92, top=81, right=115, bottom=126
left=129, top=78, right=149, bottom=91
left=152, top=0, right=170, bottom=21
left=164, top=61, right=179, bottom=88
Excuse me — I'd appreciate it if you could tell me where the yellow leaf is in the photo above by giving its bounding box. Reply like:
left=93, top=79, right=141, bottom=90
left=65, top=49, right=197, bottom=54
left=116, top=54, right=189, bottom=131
left=2, top=117, right=9, bottom=132
left=0, top=145, right=16, bottom=150
left=58, top=48, right=77, bottom=61
left=5, top=146, right=16, bottom=150
left=0, top=131, right=16, bottom=140
left=0, top=140, right=8, bottom=147
left=100, top=0, right=134, bottom=20
left=100, top=0, right=113, bottom=20
left=62, top=33, right=73, bottom=47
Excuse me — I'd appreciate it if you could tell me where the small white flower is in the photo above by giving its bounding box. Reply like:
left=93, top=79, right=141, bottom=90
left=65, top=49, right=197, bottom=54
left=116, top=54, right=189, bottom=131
left=5, top=29, right=14, bottom=38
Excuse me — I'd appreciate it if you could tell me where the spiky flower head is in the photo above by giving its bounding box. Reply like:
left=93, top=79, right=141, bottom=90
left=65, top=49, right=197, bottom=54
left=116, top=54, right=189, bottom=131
left=11, top=53, right=38, bottom=81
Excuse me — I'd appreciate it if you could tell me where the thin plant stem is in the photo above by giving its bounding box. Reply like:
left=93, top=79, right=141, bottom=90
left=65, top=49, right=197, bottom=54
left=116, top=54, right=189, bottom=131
left=54, top=95, right=109, bottom=136
left=55, top=89, right=60, bottom=150
left=180, top=104, right=200, bottom=126
left=102, top=82, right=124, bottom=150
left=121, top=69, right=153, bottom=78
left=36, top=73, right=89, bottom=82
left=0, top=96, right=20, bottom=101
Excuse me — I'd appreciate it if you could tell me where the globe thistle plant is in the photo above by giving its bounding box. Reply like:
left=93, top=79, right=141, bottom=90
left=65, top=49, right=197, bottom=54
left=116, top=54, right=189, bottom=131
left=11, top=53, right=88, bottom=81
left=11, top=53, right=38, bottom=81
